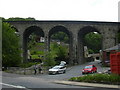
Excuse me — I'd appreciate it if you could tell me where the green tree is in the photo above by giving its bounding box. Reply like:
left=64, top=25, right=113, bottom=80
left=51, top=32, right=69, bottom=43
left=44, top=43, right=68, bottom=66
left=52, top=43, right=68, bottom=63
left=56, top=45, right=68, bottom=61
left=84, top=32, right=102, bottom=53
left=28, top=33, right=37, bottom=49
left=43, top=52, right=56, bottom=66
left=2, top=22, right=21, bottom=68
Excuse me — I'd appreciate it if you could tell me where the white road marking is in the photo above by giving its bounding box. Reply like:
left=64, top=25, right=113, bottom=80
left=0, top=82, right=26, bottom=88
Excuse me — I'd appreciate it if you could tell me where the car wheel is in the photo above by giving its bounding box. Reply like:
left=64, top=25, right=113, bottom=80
left=56, top=71, right=59, bottom=74
left=82, top=72, right=84, bottom=75
left=91, top=71, right=94, bottom=74
left=53, top=71, right=57, bottom=75
left=63, top=70, right=66, bottom=73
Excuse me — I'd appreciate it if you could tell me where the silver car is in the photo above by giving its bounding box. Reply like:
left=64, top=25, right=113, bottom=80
left=48, top=65, right=66, bottom=75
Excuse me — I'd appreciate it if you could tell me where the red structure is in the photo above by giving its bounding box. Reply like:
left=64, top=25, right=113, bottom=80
left=110, top=52, right=120, bottom=75
left=102, top=44, right=120, bottom=66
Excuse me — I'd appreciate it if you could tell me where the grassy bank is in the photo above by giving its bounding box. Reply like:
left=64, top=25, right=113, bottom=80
left=69, top=74, right=120, bottom=85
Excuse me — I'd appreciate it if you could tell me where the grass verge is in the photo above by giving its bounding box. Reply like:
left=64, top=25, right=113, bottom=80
left=69, top=74, right=120, bottom=85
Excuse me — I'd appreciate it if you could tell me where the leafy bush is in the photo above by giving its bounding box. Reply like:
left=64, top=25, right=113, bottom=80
left=36, top=51, right=44, bottom=55
left=69, top=74, right=120, bottom=85
left=2, top=22, right=22, bottom=67
left=50, top=42, right=68, bottom=63
left=43, top=52, right=56, bottom=66
left=69, top=77, right=78, bottom=81
left=31, top=55, right=39, bottom=59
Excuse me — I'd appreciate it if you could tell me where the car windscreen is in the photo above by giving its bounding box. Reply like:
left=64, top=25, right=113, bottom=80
left=52, top=66, right=61, bottom=69
left=85, top=66, right=92, bottom=69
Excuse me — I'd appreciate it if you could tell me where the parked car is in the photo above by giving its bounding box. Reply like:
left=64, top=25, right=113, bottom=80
left=82, top=65, right=97, bottom=74
left=49, top=65, right=66, bottom=75
left=59, top=61, right=67, bottom=67
left=103, top=69, right=111, bottom=74
left=105, top=60, right=110, bottom=66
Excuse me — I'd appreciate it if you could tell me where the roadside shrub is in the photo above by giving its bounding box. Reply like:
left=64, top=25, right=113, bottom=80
left=69, top=77, right=78, bottom=81
left=69, top=74, right=120, bottom=85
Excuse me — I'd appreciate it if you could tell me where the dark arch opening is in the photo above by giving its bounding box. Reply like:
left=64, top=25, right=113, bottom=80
left=77, top=26, right=102, bottom=64
left=118, top=29, right=120, bottom=43
left=23, top=26, right=44, bottom=63
left=49, top=26, right=71, bottom=38
left=78, top=26, right=101, bottom=38
left=23, top=26, right=44, bottom=39
left=48, top=26, right=73, bottom=64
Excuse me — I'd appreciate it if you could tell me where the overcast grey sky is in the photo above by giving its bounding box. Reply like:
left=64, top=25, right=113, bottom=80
left=0, top=0, right=120, bottom=22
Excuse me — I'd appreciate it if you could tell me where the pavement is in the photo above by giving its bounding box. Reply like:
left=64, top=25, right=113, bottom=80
left=53, top=80, right=120, bottom=89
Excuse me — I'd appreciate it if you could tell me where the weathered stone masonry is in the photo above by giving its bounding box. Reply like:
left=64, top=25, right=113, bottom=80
left=5, top=21, right=120, bottom=65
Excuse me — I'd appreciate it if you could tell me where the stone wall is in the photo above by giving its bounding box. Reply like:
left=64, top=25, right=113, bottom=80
left=6, top=67, right=49, bottom=75
left=5, top=21, right=120, bottom=65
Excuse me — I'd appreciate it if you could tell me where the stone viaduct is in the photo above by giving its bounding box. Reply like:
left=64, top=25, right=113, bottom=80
left=5, top=21, right=120, bottom=65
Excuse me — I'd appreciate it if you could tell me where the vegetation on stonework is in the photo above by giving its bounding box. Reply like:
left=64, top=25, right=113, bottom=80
left=69, top=74, right=120, bottom=85
left=2, top=17, right=120, bottom=55
left=2, top=17, right=36, bottom=21
left=2, top=22, right=22, bottom=68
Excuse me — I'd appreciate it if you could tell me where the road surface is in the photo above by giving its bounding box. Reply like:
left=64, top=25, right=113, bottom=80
left=1, top=61, right=115, bottom=90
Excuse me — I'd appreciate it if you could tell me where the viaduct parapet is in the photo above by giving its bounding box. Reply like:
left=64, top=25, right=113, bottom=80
left=4, top=21, right=120, bottom=64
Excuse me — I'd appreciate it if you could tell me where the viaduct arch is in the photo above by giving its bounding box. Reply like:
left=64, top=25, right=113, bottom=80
left=23, top=26, right=44, bottom=62
left=48, top=26, right=73, bottom=64
left=5, top=21, right=120, bottom=65
left=77, top=26, right=102, bottom=64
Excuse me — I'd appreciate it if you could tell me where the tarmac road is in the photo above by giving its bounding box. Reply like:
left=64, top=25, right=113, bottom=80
left=1, top=61, right=117, bottom=90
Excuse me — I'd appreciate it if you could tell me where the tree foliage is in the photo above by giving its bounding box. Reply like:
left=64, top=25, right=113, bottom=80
left=50, top=42, right=68, bottom=64
left=44, top=42, right=69, bottom=66
left=43, top=52, right=56, bottom=66
left=28, top=33, right=37, bottom=49
left=51, top=32, right=69, bottom=43
left=2, top=17, right=36, bottom=21
left=2, top=22, right=21, bottom=67
left=84, top=32, right=102, bottom=53
left=55, top=45, right=68, bottom=61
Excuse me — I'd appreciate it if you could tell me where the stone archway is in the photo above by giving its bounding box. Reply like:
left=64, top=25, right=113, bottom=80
left=23, top=26, right=44, bottom=62
left=5, top=20, right=119, bottom=65
left=117, top=29, right=120, bottom=43
left=77, top=26, right=102, bottom=64
left=48, top=26, right=74, bottom=64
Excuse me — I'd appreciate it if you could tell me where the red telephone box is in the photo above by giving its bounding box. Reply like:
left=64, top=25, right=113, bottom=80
left=110, top=52, right=120, bottom=75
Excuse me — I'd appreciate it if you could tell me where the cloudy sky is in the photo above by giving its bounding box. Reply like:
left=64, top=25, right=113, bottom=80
left=0, top=0, right=120, bottom=22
